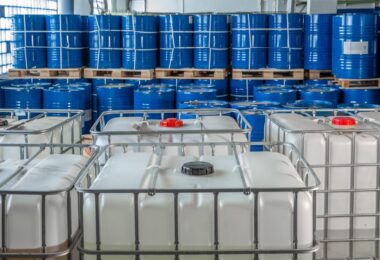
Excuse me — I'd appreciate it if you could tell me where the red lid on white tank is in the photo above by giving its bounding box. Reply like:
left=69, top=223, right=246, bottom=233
left=160, top=118, right=184, bottom=128
left=331, top=116, right=357, bottom=126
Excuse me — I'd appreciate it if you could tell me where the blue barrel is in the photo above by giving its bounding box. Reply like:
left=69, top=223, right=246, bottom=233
left=81, top=16, right=89, bottom=66
left=254, top=85, right=292, bottom=96
left=176, top=88, right=217, bottom=107
left=127, top=79, right=159, bottom=90
left=160, top=79, right=193, bottom=89
left=92, top=79, right=124, bottom=122
left=46, top=15, right=83, bottom=68
left=377, top=10, right=380, bottom=77
left=159, top=14, right=193, bottom=68
left=300, top=87, right=340, bottom=105
left=89, top=15, right=121, bottom=69
left=255, top=88, right=297, bottom=105
left=332, top=13, right=378, bottom=79
left=268, top=14, right=304, bottom=69
left=43, top=86, right=85, bottom=114
left=4, top=85, right=43, bottom=109
left=265, top=79, right=301, bottom=86
left=194, top=14, right=228, bottom=69
left=122, top=15, right=158, bottom=69
left=134, top=86, right=176, bottom=119
left=342, top=88, right=380, bottom=104
left=12, top=15, right=46, bottom=69
left=232, top=14, right=267, bottom=69
left=338, top=102, right=380, bottom=109
left=284, top=100, right=334, bottom=109
left=304, top=79, right=330, bottom=85
left=230, top=79, right=261, bottom=101
left=194, top=79, right=228, bottom=100
left=304, top=14, right=333, bottom=70
left=97, top=83, right=134, bottom=118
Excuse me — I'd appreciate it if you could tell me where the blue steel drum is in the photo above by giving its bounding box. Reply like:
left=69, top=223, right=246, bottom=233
left=43, top=86, right=85, bottom=118
left=265, top=79, right=301, bottom=86
left=342, top=88, right=380, bottom=104
left=89, top=15, right=121, bottom=68
left=176, top=88, right=217, bottom=107
left=194, top=14, right=229, bottom=69
left=230, top=79, right=260, bottom=101
left=178, top=100, right=229, bottom=119
left=122, top=15, right=158, bottom=69
left=255, top=88, right=297, bottom=105
left=253, top=85, right=292, bottom=96
left=159, top=14, right=193, bottom=68
left=13, top=79, right=52, bottom=85
left=231, top=14, right=267, bottom=69
left=127, top=79, right=159, bottom=90
left=46, top=15, right=83, bottom=68
left=268, top=14, right=304, bottom=69
left=4, top=85, right=43, bottom=109
left=194, top=79, right=228, bottom=100
left=92, top=79, right=124, bottom=122
left=134, top=86, right=176, bottom=119
left=338, top=102, right=380, bottom=109
left=299, top=87, right=340, bottom=105
left=160, top=79, right=193, bottom=89
left=12, top=15, right=46, bottom=69
left=304, top=14, right=333, bottom=70
left=81, top=16, right=89, bottom=66
left=283, top=100, right=335, bottom=109
left=243, top=103, right=281, bottom=151
left=97, top=83, right=134, bottom=117
left=304, top=79, right=330, bottom=85
left=332, top=13, right=378, bottom=79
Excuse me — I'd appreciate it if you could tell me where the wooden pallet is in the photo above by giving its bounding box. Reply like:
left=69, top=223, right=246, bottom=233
left=84, top=68, right=155, bottom=79
left=334, top=78, right=380, bottom=88
left=232, top=69, right=304, bottom=80
left=155, top=68, right=228, bottom=79
left=8, top=68, right=82, bottom=78
left=305, top=70, right=335, bottom=80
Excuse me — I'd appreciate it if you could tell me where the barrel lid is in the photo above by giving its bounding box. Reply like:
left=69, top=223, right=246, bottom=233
left=181, top=161, right=214, bottom=176
left=97, top=83, right=134, bottom=89
left=331, top=116, right=357, bottom=127
left=178, top=88, right=216, bottom=93
left=160, top=118, right=184, bottom=128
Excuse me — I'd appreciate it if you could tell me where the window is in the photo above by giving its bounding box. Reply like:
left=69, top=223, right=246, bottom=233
left=0, top=0, right=58, bottom=74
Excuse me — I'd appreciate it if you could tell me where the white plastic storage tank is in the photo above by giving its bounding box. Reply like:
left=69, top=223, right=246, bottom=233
left=76, top=143, right=319, bottom=260
left=265, top=108, right=380, bottom=259
left=0, top=109, right=83, bottom=160
left=0, top=143, right=96, bottom=260
left=91, top=109, right=251, bottom=158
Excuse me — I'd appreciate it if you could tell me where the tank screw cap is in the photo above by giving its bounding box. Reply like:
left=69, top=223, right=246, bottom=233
left=160, top=118, right=184, bottom=128
left=331, top=116, right=357, bottom=127
left=181, top=161, right=214, bottom=176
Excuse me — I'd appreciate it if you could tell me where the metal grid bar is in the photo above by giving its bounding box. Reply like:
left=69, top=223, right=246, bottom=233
left=0, top=143, right=98, bottom=259
left=264, top=108, right=380, bottom=259
left=76, top=142, right=320, bottom=258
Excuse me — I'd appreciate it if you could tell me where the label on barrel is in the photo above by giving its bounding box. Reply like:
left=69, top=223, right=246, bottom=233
left=14, top=109, right=26, bottom=117
left=343, top=41, right=368, bottom=55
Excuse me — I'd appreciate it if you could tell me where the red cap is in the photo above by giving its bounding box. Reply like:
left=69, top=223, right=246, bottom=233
left=160, top=118, right=184, bottom=128
left=331, top=116, right=357, bottom=126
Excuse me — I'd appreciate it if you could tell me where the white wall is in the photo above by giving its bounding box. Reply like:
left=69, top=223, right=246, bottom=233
left=74, top=0, right=92, bottom=15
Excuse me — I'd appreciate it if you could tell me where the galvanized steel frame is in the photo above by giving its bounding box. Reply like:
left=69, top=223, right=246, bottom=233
left=264, top=108, right=380, bottom=260
left=0, top=143, right=98, bottom=259
left=76, top=142, right=320, bottom=259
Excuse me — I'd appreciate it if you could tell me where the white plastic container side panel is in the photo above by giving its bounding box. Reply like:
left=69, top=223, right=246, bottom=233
left=0, top=117, right=82, bottom=160
left=83, top=152, right=313, bottom=260
left=95, top=116, right=248, bottom=157
left=267, top=113, right=379, bottom=235
left=2, top=154, right=88, bottom=250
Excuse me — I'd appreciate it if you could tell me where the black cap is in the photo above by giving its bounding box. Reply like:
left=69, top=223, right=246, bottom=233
left=181, top=161, right=214, bottom=176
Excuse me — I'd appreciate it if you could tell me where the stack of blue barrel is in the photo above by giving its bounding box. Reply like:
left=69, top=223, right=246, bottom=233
left=46, top=15, right=83, bottom=68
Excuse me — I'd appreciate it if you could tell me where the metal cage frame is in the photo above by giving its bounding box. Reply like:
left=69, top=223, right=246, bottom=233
left=76, top=141, right=320, bottom=259
left=0, top=142, right=98, bottom=259
left=264, top=108, right=380, bottom=260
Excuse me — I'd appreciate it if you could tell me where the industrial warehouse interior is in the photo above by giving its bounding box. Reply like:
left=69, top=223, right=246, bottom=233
left=0, top=0, right=380, bottom=259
